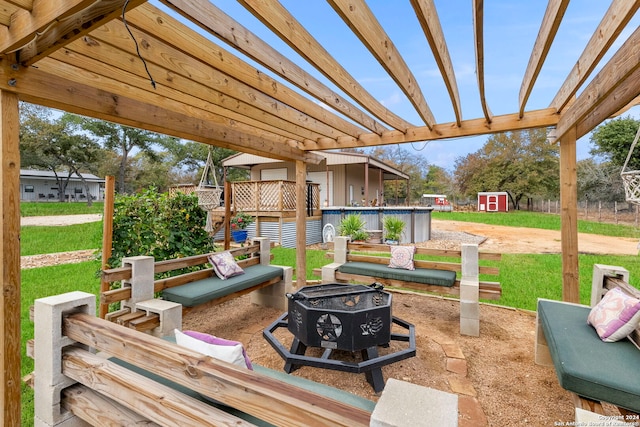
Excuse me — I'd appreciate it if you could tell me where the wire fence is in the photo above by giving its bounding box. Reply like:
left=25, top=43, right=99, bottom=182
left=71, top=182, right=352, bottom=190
left=529, top=199, right=640, bottom=227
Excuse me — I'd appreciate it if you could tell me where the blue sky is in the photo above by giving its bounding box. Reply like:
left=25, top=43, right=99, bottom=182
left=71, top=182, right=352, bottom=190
left=156, top=1, right=639, bottom=170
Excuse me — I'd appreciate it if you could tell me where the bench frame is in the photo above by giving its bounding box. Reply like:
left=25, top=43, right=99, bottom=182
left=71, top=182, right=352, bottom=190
left=535, top=264, right=639, bottom=420
left=321, top=236, right=502, bottom=336
left=100, top=237, right=293, bottom=335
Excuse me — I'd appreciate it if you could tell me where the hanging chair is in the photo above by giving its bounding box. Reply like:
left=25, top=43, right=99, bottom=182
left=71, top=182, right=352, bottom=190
left=196, top=149, right=223, bottom=233
left=621, top=124, right=640, bottom=206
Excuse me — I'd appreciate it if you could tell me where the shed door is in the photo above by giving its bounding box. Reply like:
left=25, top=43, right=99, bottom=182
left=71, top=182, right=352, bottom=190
left=486, top=195, right=499, bottom=212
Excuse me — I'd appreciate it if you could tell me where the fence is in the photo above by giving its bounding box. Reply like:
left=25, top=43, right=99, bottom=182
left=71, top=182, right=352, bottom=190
left=529, top=199, right=639, bottom=227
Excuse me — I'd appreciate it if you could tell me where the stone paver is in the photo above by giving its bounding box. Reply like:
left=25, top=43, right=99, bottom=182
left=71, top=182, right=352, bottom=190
left=446, top=357, right=468, bottom=376
left=448, top=377, right=477, bottom=397
left=458, top=395, right=488, bottom=427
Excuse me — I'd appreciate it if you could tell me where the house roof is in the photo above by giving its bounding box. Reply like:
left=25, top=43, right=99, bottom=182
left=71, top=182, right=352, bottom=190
left=223, top=151, right=410, bottom=180
left=20, top=169, right=105, bottom=182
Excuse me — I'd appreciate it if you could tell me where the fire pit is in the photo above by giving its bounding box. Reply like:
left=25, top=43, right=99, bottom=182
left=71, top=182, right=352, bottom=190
left=263, top=283, right=416, bottom=392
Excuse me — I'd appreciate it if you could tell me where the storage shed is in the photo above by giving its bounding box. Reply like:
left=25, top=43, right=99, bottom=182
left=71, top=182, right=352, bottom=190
left=477, top=192, right=509, bottom=212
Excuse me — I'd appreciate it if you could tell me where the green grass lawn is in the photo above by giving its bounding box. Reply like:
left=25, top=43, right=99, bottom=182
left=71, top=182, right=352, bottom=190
left=21, top=222, right=102, bottom=256
left=20, top=201, right=104, bottom=217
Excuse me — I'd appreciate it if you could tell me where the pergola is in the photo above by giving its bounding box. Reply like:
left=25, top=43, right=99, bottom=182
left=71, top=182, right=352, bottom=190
left=0, top=0, right=638, bottom=422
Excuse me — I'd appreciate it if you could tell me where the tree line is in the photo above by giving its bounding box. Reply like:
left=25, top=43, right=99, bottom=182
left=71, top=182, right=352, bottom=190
left=19, top=102, right=638, bottom=209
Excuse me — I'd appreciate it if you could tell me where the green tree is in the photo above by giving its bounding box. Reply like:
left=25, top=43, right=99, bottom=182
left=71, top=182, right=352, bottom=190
left=577, top=158, right=624, bottom=202
left=454, top=129, right=559, bottom=209
left=68, top=116, right=170, bottom=193
left=370, top=145, right=431, bottom=204
left=20, top=104, right=103, bottom=205
left=590, top=116, right=640, bottom=170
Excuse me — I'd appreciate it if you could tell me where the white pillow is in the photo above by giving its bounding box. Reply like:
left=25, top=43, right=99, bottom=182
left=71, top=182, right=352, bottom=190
left=174, top=329, right=250, bottom=369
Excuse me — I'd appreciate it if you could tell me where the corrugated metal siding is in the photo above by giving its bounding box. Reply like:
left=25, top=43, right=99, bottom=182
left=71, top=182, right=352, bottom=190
left=258, top=221, right=282, bottom=246
left=413, top=210, right=431, bottom=242
left=280, top=219, right=322, bottom=248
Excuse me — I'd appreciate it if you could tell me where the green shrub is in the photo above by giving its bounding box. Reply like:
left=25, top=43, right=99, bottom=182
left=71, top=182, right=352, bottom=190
left=108, top=187, right=214, bottom=269
left=383, top=216, right=405, bottom=242
left=337, top=214, right=369, bottom=241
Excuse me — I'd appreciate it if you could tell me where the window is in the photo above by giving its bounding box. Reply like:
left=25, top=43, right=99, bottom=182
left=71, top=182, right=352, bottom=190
left=24, top=185, right=34, bottom=193
left=74, top=187, right=83, bottom=194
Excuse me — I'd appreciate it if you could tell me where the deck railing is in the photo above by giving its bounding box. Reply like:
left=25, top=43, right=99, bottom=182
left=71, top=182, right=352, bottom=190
left=231, top=180, right=320, bottom=213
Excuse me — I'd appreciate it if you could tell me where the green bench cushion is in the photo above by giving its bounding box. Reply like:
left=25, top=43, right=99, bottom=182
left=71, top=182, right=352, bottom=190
left=161, top=264, right=283, bottom=307
left=338, top=261, right=456, bottom=287
left=538, top=299, right=640, bottom=413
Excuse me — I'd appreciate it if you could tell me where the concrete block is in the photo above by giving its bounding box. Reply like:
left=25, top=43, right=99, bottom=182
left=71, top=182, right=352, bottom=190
left=321, top=263, right=341, bottom=283
left=461, top=244, right=479, bottom=281
left=121, top=256, right=155, bottom=312
left=34, top=292, right=96, bottom=426
left=251, top=266, right=293, bottom=310
left=460, top=316, right=479, bottom=337
left=135, top=299, right=182, bottom=337
left=253, top=237, right=271, bottom=265
left=591, top=264, right=629, bottom=307
left=459, top=300, right=479, bottom=321
left=333, top=236, right=349, bottom=264
left=459, top=279, right=479, bottom=302
left=371, top=378, right=458, bottom=427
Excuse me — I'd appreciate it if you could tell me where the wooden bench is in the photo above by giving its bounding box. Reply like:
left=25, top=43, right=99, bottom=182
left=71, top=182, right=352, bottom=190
left=320, top=237, right=501, bottom=336
left=100, top=237, right=293, bottom=335
left=28, top=291, right=459, bottom=427
left=535, top=264, right=640, bottom=421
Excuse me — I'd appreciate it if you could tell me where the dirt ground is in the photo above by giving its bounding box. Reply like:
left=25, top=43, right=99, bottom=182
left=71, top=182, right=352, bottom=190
left=21, top=214, right=639, bottom=425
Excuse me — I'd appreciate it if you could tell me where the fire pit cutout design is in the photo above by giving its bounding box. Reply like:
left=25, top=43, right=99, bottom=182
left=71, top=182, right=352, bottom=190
left=264, top=283, right=416, bottom=392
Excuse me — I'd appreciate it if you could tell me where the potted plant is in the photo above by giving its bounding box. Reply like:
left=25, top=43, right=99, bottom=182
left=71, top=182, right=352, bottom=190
left=383, top=216, right=405, bottom=245
left=230, top=211, right=253, bottom=243
left=337, top=214, right=369, bottom=242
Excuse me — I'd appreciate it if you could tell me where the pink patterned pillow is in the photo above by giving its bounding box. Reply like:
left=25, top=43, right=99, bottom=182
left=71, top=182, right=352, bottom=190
left=208, top=251, right=244, bottom=280
left=388, top=245, right=416, bottom=271
left=174, top=329, right=253, bottom=370
left=587, top=287, right=640, bottom=342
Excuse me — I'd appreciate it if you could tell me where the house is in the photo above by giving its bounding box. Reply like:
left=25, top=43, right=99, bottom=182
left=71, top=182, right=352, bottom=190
left=477, top=192, right=509, bottom=212
left=20, top=169, right=105, bottom=202
left=222, top=151, right=410, bottom=208
left=221, top=152, right=432, bottom=247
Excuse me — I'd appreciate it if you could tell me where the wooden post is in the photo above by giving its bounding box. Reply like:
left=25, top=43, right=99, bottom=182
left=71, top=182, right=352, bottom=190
left=100, top=175, right=115, bottom=318
left=295, top=160, right=307, bottom=289
left=224, top=180, right=231, bottom=250
left=559, top=127, right=580, bottom=303
left=364, top=162, right=369, bottom=206
left=0, top=90, right=21, bottom=425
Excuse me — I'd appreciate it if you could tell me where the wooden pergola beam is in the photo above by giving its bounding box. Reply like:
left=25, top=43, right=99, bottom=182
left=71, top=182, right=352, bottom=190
left=472, top=0, right=493, bottom=123
left=518, top=0, right=569, bottom=117
left=6, top=0, right=147, bottom=65
left=160, top=0, right=387, bottom=136
left=411, top=0, right=462, bottom=126
left=129, top=5, right=365, bottom=140
left=550, top=0, right=639, bottom=113
left=236, top=0, right=414, bottom=132
left=304, top=108, right=559, bottom=151
left=554, top=25, right=640, bottom=143
left=328, top=0, right=435, bottom=130
left=0, top=65, right=321, bottom=164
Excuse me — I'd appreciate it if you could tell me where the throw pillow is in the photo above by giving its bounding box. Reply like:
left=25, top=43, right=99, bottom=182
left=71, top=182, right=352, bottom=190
left=174, top=329, right=253, bottom=370
left=208, top=251, right=244, bottom=280
left=388, top=245, right=416, bottom=271
left=587, top=287, right=640, bottom=342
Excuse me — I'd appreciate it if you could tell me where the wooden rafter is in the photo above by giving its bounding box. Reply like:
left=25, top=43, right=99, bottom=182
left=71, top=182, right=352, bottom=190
left=549, top=0, right=640, bottom=113
left=303, top=108, right=559, bottom=151
left=3, top=0, right=147, bottom=65
left=129, top=5, right=362, bottom=141
left=410, top=0, right=462, bottom=126
left=327, top=0, right=435, bottom=130
left=161, top=0, right=387, bottom=136
left=472, top=0, right=492, bottom=123
left=554, top=26, right=640, bottom=143
left=518, top=0, right=570, bottom=117
left=0, top=63, right=321, bottom=164
left=237, top=0, right=415, bottom=133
